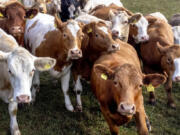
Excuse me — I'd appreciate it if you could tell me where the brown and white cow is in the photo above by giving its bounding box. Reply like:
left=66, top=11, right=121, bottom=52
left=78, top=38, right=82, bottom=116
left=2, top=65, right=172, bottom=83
left=25, top=13, right=84, bottom=111
left=140, top=15, right=180, bottom=108
left=91, top=39, right=166, bottom=135
left=0, top=28, right=56, bottom=135
left=71, top=21, right=120, bottom=111
left=91, top=4, right=149, bottom=43
left=0, top=1, right=38, bottom=46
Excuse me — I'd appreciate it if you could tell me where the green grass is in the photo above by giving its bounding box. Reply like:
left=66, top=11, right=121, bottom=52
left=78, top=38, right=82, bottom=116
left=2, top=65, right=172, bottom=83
left=1, top=0, right=180, bottom=135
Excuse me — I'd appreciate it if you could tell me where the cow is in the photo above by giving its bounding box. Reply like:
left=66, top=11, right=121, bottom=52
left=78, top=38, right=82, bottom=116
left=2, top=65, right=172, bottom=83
left=0, top=28, right=56, bottom=135
left=140, top=15, right=180, bottom=108
left=169, top=13, right=180, bottom=26
left=91, top=4, right=149, bottom=43
left=0, top=1, right=38, bottom=47
left=71, top=21, right=120, bottom=111
left=91, top=39, right=166, bottom=135
left=25, top=13, right=84, bottom=111
left=83, top=0, right=123, bottom=13
left=172, top=26, right=180, bottom=44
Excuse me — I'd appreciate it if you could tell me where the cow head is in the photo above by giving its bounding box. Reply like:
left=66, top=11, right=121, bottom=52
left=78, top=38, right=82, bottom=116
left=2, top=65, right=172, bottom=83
left=109, top=10, right=141, bottom=42
left=54, top=16, right=84, bottom=60
left=94, top=64, right=166, bottom=116
left=83, top=21, right=120, bottom=52
left=129, top=13, right=149, bottom=43
left=157, top=42, right=180, bottom=82
left=0, top=1, right=38, bottom=37
left=0, top=48, right=56, bottom=103
left=172, top=26, right=180, bottom=44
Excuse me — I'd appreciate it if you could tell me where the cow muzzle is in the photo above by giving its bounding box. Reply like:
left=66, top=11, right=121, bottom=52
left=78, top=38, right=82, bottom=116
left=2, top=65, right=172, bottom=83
left=69, top=48, right=82, bottom=59
left=10, top=26, right=23, bottom=35
left=118, top=102, right=136, bottom=116
left=17, top=95, right=30, bottom=103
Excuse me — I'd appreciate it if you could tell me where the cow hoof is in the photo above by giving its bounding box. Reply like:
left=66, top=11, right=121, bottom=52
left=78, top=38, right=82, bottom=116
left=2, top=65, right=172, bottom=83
left=65, top=104, right=74, bottom=112
left=146, top=118, right=152, bottom=132
left=167, top=102, right=176, bottom=109
left=14, top=130, right=21, bottom=135
left=75, top=105, right=82, bottom=112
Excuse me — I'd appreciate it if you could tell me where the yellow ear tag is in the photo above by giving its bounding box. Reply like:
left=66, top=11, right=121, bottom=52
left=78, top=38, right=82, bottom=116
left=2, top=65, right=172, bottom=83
left=0, top=13, right=3, bottom=17
left=54, top=23, right=57, bottom=28
left=44, top=64, right=51, bottom=70
left=29, top=15, right=34, bottom=19
left=87, top=28, right=92, bottom=33
left=101, top=73, right=107, bottom=80
left=146, top=84, right=154, bottom=92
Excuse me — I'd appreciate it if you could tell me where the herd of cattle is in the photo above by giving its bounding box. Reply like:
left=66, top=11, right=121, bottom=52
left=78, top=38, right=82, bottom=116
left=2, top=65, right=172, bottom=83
left=0, top=0, right=180, bottom=135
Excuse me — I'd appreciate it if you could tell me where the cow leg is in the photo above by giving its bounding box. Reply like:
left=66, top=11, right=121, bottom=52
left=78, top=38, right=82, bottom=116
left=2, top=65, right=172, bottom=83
left=31, top=71, right=40, bottom=103
left=73, top=75, right=83, bottom=112
left=8, top=102, right=21, bottom=135
left=135, top=96, right=149, bottom=135
left=61, top=70, right=74, bottom=111
left=164, top=76, right=175, bottom=108
left=100, top=107, right=119, bottom=135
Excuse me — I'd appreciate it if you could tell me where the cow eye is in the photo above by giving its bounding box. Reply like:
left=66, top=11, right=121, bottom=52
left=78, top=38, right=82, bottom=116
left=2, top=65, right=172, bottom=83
left=8, top=70, right=13, bottom=76
left=63, top=33, right=67, bottom=38
left=95, top=33, right=99, bottom=38
left=167, top=58, right=171, bottom=63
left=124, top=21, right=128, bottom=24
left=114, top=81, right=118, bottom=86
left=139, top=84, right=143, bottom=88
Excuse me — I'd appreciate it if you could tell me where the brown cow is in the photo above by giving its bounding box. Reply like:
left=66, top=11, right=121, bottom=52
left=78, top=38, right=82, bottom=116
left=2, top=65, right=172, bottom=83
left=0, top=1, right=38, bottom=46
left=140, top=15, right=180, bottom=108
left=91, top=39, right=166, bottom=135
left=25, top=13, right=84, bottom=111
left=71, top=21, right=120, bottom=111
left=91, top=4, right=149, bottom=43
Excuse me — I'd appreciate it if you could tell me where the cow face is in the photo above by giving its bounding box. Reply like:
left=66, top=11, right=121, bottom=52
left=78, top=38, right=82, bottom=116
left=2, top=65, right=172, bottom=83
left=129, top=14, right=149, bottom=43
left=157, top=42, right=180, bottom=82
left=0, top=2, right=38, bottom=37
left=109, top=10, right=141, bottom=42
left=94, top=64, right=165, bottom=116
left=55, top=16, right=83, bottom=60
left=172, top=26, right=180, bottom=44
left=0, top=48, right=56, bottom=103
left=83, top=22, right=120, bottom=52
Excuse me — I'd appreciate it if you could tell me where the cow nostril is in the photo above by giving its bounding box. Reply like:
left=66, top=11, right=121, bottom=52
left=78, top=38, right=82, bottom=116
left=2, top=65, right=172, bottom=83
left=132, top=106, right=135, bottom=111
left=120, top=104, right=124, bottom=110
left=112, top=44, right=118, bottom=49
left=71, top=50, right=75, bottom=54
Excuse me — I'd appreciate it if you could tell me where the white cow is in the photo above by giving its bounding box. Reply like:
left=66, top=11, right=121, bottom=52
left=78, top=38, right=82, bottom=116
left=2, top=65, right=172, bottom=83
left=83, top=0, right=123, bottom=12
left=172, top=26, right=180, bottom=44
left=0, top=28, right=56, bottom=135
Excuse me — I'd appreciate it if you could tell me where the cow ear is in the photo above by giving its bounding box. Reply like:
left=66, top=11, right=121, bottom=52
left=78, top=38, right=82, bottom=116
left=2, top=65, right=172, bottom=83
left=94, top=64, right=115, bottom=80
left=0, top=6, right=5, bottom=18
left=128, top=13, right=142, bottom=24
left=156, top=42, right=167, bottom=55
left=82, top=22, right=95, bottom=35
left=0, top=51, right=9, bottom=62
left=108, top=10, right=115, bottom=20
left=143, top=73, right=166, bottom=87
left=34, top=57, right=56, bottom=71
left=54, top=14, right=63, bottom=30
left=25, top=8, right=38, bottom=19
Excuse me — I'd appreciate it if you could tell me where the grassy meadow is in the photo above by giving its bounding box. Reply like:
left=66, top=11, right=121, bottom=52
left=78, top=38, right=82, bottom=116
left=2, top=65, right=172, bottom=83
left=1, top=0, right=180, bottom=135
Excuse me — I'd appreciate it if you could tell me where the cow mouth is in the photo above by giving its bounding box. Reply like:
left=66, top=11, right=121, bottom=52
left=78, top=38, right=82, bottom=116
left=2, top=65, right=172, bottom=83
left=70, top=55, right=82, bottom=60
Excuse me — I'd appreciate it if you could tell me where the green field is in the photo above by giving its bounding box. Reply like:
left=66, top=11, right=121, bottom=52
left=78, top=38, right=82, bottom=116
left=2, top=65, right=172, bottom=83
left=0, top=0, right=180, bottom=135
